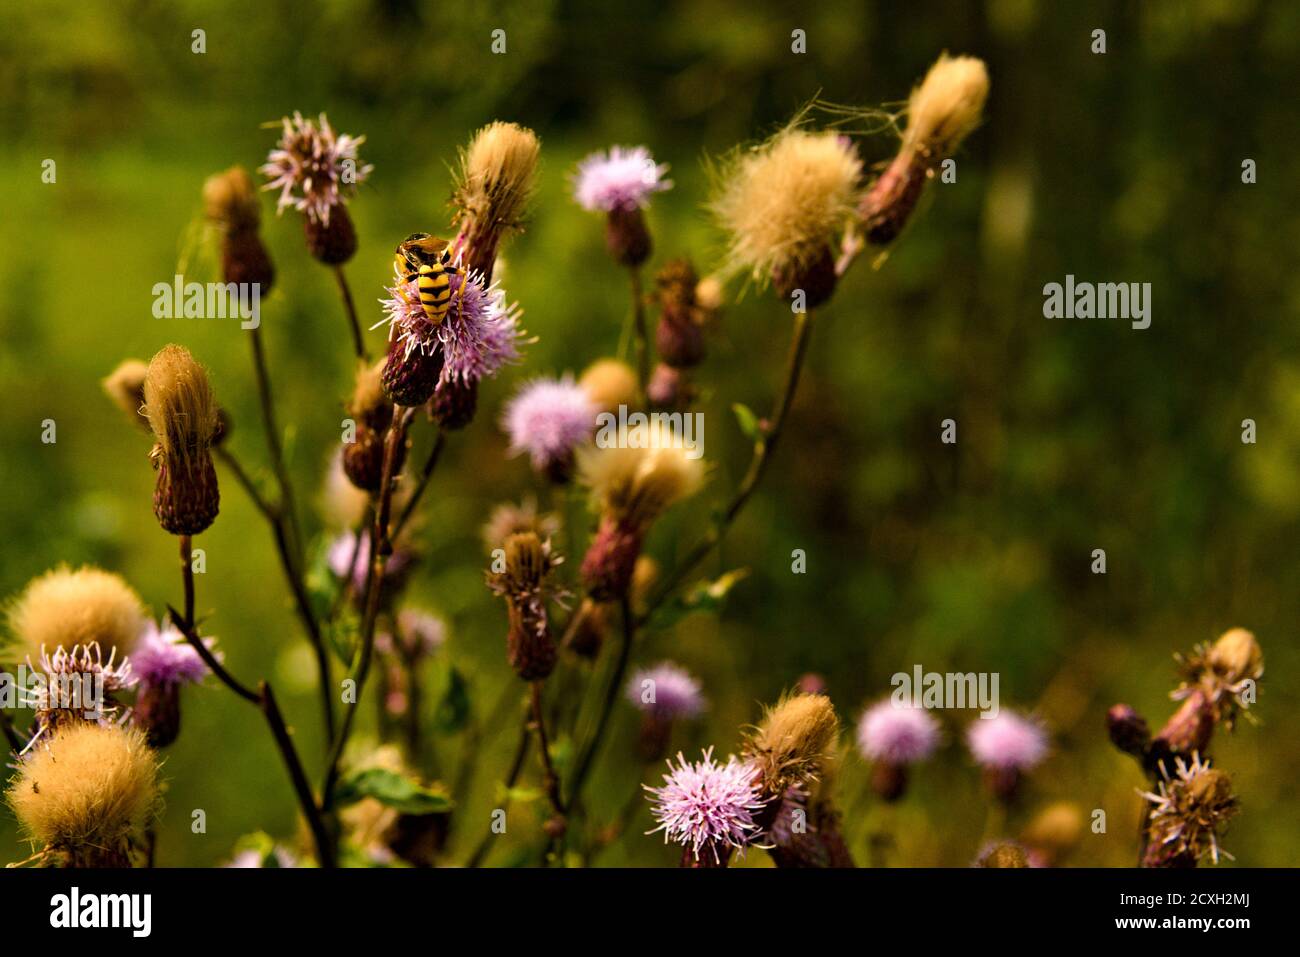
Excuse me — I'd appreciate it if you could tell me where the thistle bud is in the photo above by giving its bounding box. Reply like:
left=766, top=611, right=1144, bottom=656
left=488, top=533, right=559, bottom=681
left=1106, top=703, right=1151, bottom=758
left=564, top=597, right=608, bottom=659
left=744, top=692, right=840, bottom=804
left=343, top=361, right=402, bottom=492
left=1208, top=628, right=1262, bottom=686
left=653, top=264, right=707, bottom=367
left=204, top=166, right=274, bottom=291
left=429, top=378, right=480, bottom=431
left=304, top=202, right=358, bottom=265
left=975, top=841, right=1030, bottom=868
left=143, top=345, right=221, bottom=536
left=605, top=206, right=652, bottom=267
left=580, top=515, right=644, bottom=601
left=647, top=363, right=695, bottom=411
left=382, top=339, right=445, bottom=408
left=1150, top=690, right=1215, bottom=771
left=579, top=358, right=638, bottom=415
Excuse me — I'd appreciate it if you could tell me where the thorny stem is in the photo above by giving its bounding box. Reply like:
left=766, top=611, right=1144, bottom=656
left=465, top=714, right=532, bottom=868
left=333, top=265, right=368, bottom=361
left=167, top=606, right=335, bottom=868
left=248, top=325, right=303, bottom=567
left=640, top=309, right=815, bottom=624
left=568, top=594, right=636, bottom=813
left=321, top=407, right=414, bottom=812
left=392, top=430, right=447, bottom=543
left=530, top=681, right=565, bottom=817
left=630, top=267, right=650, bottom=403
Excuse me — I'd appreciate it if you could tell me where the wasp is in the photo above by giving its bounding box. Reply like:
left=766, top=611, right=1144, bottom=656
left=394, top=233, right=465, bottom=325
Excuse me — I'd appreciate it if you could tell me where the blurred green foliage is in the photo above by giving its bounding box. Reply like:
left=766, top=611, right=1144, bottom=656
left=1, top=0, right=1297, bottom=866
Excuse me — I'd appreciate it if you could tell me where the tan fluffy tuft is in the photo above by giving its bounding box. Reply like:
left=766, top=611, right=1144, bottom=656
left=744, top=692, right=840, bottom=797
left=711, top=128, right=862, bottom=283
left=202, top=166, right=261, bottom=231
left=903, top=53, right=989, bottom=161
left=7, top=723, right=160, bottom=854
left=102, top=359, right=150, bottom=428
left=143, top=344, right=220, bottom=465
left=579, top=358, right=639, bottom=415
left=455, top=121, right=541, bottom=230
left=7, top=564, right=145, bottom=658
left=577, top=424, right=706, bottom=528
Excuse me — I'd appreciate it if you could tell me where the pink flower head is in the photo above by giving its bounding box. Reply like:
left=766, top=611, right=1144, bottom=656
left=856, top=699, right=942, bottom=765
left=131, top=620, right=213, bottom=688
left=328, top=530, right=416, bottom=592
left=645, top=748, right=763, bottom=863
left=626, top=662, right=706, bottom=720
left=573, top=146, right=672, bottom=212
left=378, top=267, right=524, bottom=387
left=260, top=111, right=372, bottom=224
left=966, top=711, right=1049, bottom=771
left=395, top=608, right=446, bottom=657
left=502, top=375, right=598, bottom=473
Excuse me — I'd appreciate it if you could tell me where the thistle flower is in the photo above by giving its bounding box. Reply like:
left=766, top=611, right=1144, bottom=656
left=204, top=166, right=275, bottom=290
left=6, top=723, right=160, bottom=867
left=343, top=359, right=403, bottom=491
left=501, top=375, right=598, bottom=482
left=626, top=661, right=705, bottom=760
left=481, top=497, right=561, bottom=551
left=453, top=121, right=540, bottom=278
left=378, top=267, right=523, bottom=408
left=644, top=747, right=763, bottom=867
left=711, top=127, right=862, bottom=307
left=7, top=565, right=145, bottom=659
left=855, top=699, right=942, bottom=801
left=576, top=423, right=705, bottom=598
left=22, top=642, right=136, bottom=740
left=967, top=711, right=1048, bottom=801
left=487, top=533, right=560, bottom=681
left=102, top=360, right=150, bottom=430
left=859, top=53, right=989, bottom=245
left=143, top=344, right=221, bottom=535
left=744, top=693, right=840, bottom=809
left=1140, top=753, right=1238, bottom=867
left=130, top=619, right=213, bottom=748
left=579, top=358, right=638, bottom=415
left=573, top=146, right=671, bottom=267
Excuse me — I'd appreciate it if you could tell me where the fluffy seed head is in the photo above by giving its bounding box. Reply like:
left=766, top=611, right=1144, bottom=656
left=455, top=122, right=541, bottom=232
left=143, top=345, right=220, bottom=466
left=1207, top=628, right=1263, bottom=688
left=644, top=748, right=763, bottom=863
left=1022, top=800, right=1085, bottom=861
left=966, top=711, right=1048, bottom=771
left=745, top=692, right=840, bottom=797
left=855, top=699, right=942, bottom=765
left=203, top=165, right=261, bottom=232
left=579, top=358, right=638, bottom=415
left=576, top=424, right=706, bottom=529
left=7, top=565, right=145, bottom=658
left=711, top=128, right=862, bottom=285
left=626, top=662, right=706, bottom=719
left=903, top=53, right=989, bottom=161
left=502, top=375, right=598, bottom=476
left=573, top=145, right=672, bottom=212
left=7, top=723, right=160, bottom=858
left=102, top=360, right=150, bottom=428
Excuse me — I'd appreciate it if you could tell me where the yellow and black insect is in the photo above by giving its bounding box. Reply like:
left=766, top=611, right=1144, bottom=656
left=394, top=233, right=465, bottom=325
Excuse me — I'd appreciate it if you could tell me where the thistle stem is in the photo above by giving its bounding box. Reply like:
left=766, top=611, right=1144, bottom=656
left=465, top=714, right=532, bottom=868
left=640, top=309, right=815, bottom=623
left=630, top=267, right=650, bottom=403
left=530, top=681, right=566, bottom=817
left=333, top=265, right=368, bottom=361
left=391, top=429, right=446, bottom=542
left=568, top=594, right=635, bottom=812
left=180, top=534, right=195, bottom=628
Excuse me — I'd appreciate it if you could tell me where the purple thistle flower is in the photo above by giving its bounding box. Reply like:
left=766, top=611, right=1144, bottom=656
left=966, top=711, right=1049, bottom=771
left=260, top=111, right=372, bottom=225
left=131, top=620, right=212, bottom=688
left=377, top=268, right=524, bottom=388
left=626, top=662, right=706, bottom=720
left=644, top=748, right=763, bottom=863
left=502, top=375, right=598, bottom=474
left=573, top=146, right=672, bottom=212
left=856, top=699, right=942, bottom=765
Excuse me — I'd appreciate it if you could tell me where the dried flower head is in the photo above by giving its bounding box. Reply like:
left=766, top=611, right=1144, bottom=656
left=261, top=111, right=371, bottom=225
left=573, top=146, right=672, bottom=213
left=966, top=711, right=1048, bottom=771
left=143, top=345, right=221, bottom=535
left=502, top=375, right=598, bottom=481
left=453, top=122, right=540, bottom=275
left=902, top=53, right=990, bottom=162
left=577, top=424, right=706, bottom=530
left=974, top=840, right=1031, bottom=868
left=487, top=533, right=561, bottom=681
left=579, top=358, right=639, bottom=415
left=1141, top=753, right=1238, bottom=867
left=7, top=723, right=160, bottom=867
left=102, top=359, right=150, bottom=429
left=644, top=748, right=763, bottom=865
left=744, top=692, right=840, bottom=798
left=1174, top=628, right=1263, bottom=724
left=711, top=127, right=861, bottom=300
left=7, top=565, right=145, bottom=658
left=855, top=699, right=941, bottom=765
left=481, top=497, right=561, bottom=551
left=626, top=662, right=706, bottom=720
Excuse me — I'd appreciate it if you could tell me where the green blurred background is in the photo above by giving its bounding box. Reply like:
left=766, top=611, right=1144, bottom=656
left=1, top=0, right=1297, bottom=866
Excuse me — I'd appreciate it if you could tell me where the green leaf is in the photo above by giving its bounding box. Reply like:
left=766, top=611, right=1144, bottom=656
left=649, top=568, right=750, bottom=629
left=334, top=768, right=453, bottom=816
left=434, top=664, right=471, bottom=733
left=731, top=402, right=764, bottom=443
